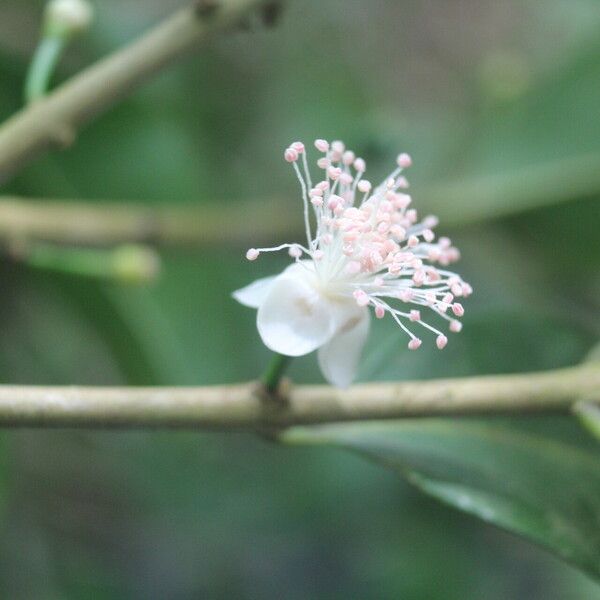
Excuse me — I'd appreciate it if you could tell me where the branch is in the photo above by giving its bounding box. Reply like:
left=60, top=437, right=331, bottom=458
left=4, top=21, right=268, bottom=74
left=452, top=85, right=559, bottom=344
left=0, top=0, right=265, bottom=185
left=1, top=152, right=599, bottom=247
left=0, top=196, right=294, bottom=246
left=0, top=363, right=596, bottom=430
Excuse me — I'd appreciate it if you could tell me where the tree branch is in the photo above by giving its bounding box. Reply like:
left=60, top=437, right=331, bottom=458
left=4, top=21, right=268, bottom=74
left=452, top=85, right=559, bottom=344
left=0, top=363, right=596, bottom=430
left=0, top=0, right=265, bottom=185
left=1, top=152, right=599, bottom=248
left=0, top=196, right=293, bottom=246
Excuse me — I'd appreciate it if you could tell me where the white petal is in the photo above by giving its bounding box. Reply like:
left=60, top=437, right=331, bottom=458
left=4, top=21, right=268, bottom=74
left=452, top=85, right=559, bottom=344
left=257, top=270, right=337, bottom=356
left=232, top=276, right=277, bottom=308
left=318, top=308, right=370, bottom=388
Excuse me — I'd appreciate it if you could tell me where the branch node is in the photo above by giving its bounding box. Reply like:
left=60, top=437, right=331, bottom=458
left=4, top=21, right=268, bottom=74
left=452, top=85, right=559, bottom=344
left=253, top=377, right=290, bottom=408
left=49, top=123, right=77, bottom=149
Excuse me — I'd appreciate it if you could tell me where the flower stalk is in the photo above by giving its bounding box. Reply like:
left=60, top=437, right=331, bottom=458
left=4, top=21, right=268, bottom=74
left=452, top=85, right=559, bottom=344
left=261, top=353, right=293, bottom=395
left=25, top=0, right=95, bottom=103
left=13, top=241, right=160, bottom=284
left=25, top=36, right=69, bottom=103
left=0, top=0, right=266, bottom=185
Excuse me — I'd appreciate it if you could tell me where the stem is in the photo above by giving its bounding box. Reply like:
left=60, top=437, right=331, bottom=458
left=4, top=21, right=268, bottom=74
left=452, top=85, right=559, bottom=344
left=0, top=0, right=265, bottom=185
left=261, top=353, right=293, bottom=394
left=0, top=196, right=293, bottom=247
left=24, top=36, right=67, bottom=103
left=425, top=152, right=600, bottom=225
left=0, top=149, right=599, bottom=248
left=0, top=363, right=595, bottom=429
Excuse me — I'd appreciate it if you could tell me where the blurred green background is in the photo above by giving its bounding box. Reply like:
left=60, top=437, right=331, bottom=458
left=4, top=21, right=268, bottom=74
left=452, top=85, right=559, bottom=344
left=0, top=0, right=599, bottom=597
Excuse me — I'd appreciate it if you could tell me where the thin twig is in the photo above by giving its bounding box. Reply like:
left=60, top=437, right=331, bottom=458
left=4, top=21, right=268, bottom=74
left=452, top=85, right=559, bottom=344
left=0, top=363, right=596, bottom=430
left=0, top=197, right=294, bottom=246
left=0, top=0, right=265, bottom=185
left=1, top=151, right=599, bottom=247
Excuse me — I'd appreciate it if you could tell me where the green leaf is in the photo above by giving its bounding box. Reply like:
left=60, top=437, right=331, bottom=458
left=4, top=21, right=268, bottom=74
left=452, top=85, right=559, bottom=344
left=284, top=419, right=600, bottom=580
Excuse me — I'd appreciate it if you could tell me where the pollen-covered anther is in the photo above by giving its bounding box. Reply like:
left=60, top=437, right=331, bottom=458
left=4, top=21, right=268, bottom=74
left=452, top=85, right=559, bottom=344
left=288, top=245, right=302, bottom=259
left=354, top=157, right=366, bottom=172
left=450, top=320, right=463, bottom=333
left=357, top=180, right=371, bottom=193
left=353, top=289, right=370, bottom=307
left=291, top=141, right=305, bottom=153
left=452, top=303, right=465, bottom=317
left=246, top=248, right=259, bottom=261
left=375, top=305, right=385, bottom=319
left=397, top=153, right=412, bottom=168
left=409, top=310, right=421, bottom=321
left=412, top=271, right=425, bottom=286
left=328, top=166, right=342, bottom=180
left=399, top=289, right=414, bottom=302
left=284, top=147, right=298, bottom=162
left=408, top=338, right=422, bottom=350
left=437, top=302, right=450, bottom=313
left=436, top=334, right=448, bottom=349
left=314, top=139, right=329, bottom=152
left=342, top=150, right=355, bottom=165
left=331, top=140, right=345, bottom=157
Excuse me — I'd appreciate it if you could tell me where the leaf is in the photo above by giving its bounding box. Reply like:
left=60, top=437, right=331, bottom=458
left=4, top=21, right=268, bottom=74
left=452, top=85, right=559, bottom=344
left=284, top=419, right=600, bottom=580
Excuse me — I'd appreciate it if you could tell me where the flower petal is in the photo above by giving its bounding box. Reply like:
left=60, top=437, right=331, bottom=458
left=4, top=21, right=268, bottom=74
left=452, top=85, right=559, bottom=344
left=232, top=276, right=277, bottom=308
left=318, top=308, right=370, bottom=388
left=257, top=271, right=338, bottom=356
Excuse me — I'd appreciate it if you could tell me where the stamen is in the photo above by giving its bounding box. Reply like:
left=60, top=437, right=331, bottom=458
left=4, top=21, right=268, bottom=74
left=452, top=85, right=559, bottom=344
left=396, top=153, right=412, bottom=168
left=315, top=139, right=329, bottom=152
left=249, top=138, right=470, bottom=354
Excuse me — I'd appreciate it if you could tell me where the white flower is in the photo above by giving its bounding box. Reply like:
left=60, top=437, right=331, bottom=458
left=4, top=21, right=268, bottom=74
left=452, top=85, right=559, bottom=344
left=234, top=139, right=472, bottom=388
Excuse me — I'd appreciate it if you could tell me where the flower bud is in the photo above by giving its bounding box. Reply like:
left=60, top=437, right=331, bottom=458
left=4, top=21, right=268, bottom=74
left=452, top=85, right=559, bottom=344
left=45, top=0, right=94, bottom=37
left=112, top=245, right=160, bottom=284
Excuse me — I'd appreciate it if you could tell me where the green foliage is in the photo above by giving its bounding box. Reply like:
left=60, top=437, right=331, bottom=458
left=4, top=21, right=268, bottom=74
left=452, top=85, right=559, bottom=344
left=0, top=0, right=598, bottom=597
left=285, top=419, right=600, bottom=579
